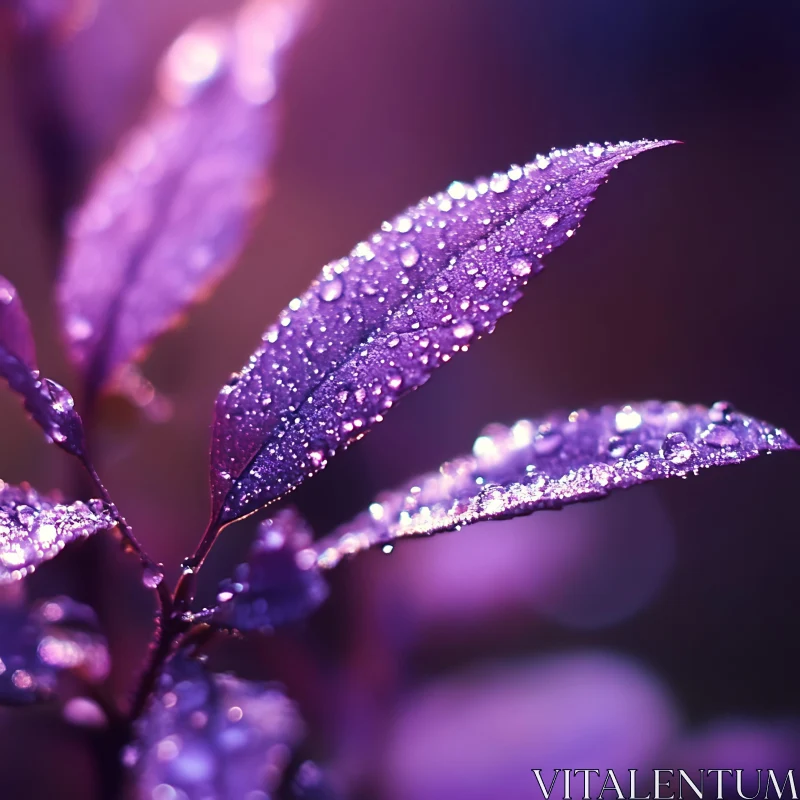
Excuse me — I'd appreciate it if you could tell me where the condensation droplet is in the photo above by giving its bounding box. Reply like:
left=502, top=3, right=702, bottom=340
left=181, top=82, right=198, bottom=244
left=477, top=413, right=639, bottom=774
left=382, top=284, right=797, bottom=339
left=541, top=213, right=559, bottom=228
left=708, top=401, right=735, bottom=424
left=398, top=243, right=420, bottom=268
left=662, top=432, right=693, bottom=465
left=308, top=450, right=326, bottom=469
left=447, top=181, right=467, bottom=200
left=489, top=173, right=510, bottom=193
left=143, top=565, right=165, bottom=589
left=704, top=425, right=740, bottom=448
left=319, top=277, right=343, bottom=302
left=395, top=215, right=413, bottom=233
left=606, top=436, right=630, bottom=459
left=509, top=257, right=532, bottom=277
left=452, top=321, right=474, bottom=340
left=386, top=370, right=403, bottom=391
left=615, top=406, right=642, bottom=433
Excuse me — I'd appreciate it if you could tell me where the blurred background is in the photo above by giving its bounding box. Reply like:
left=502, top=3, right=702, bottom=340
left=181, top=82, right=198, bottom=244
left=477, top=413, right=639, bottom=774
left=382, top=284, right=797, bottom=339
left=0, top=0, right=799, bottom=797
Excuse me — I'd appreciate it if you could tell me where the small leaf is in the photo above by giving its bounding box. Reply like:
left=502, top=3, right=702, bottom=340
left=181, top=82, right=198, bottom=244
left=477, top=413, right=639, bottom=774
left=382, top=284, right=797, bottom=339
left=0, top=594, right=110, bottom=705
left=0, top=480, right=115, bottom=581
left=214, top=508, right=328, bottom=631
left=291, top=761, right=341, bottom=800
left=130, top=655, right=304, bottom=799
left=0, top=275, right=88, bottom=458
left=57, top=0, right=307, bottom=395
left=309, top=401, right=797, bottom=568
left=211, top=139, right=674, bottom=526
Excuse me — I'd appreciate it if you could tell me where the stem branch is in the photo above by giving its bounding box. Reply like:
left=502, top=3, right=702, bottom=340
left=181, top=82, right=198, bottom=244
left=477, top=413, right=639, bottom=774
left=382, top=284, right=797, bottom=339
left=82, top=459, right=173, bottom=616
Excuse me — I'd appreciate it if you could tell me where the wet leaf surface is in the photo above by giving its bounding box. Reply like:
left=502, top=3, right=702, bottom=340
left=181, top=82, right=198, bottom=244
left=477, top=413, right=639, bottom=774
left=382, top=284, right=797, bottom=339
left=310, top=401, right=797, bottom=568
left=0, top=481, right=115, bottom=582
left=211, top=140, right=674, bottom=525
left=0, top=275, right=88, bottom=459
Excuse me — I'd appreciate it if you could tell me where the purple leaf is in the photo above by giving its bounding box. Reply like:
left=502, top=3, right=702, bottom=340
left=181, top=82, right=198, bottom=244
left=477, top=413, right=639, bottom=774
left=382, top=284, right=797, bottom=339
left=57, top=0, right=306, bottom=395
left=308, top=401, right=797, bottom=568
left=0, top=275, right=88, bottom=459
left=291, top=761, right=341, bottom=800
left=210, top=139, right=674, bottom=526
left=130, top=655, right=304, bottom=799
left=213, top=508, right=328, bottom=631
left=0, top=480, right=115, bottom=581
left=0, top=595, right=110, bottom=705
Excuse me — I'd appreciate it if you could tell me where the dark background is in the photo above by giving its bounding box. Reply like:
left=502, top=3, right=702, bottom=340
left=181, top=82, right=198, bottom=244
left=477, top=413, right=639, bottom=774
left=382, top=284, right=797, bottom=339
left=0, top=0, right=798, bottom=797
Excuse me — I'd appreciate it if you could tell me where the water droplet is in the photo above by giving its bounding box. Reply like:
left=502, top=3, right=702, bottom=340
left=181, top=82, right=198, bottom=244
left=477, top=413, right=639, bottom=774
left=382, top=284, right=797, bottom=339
left=447, top=181, right=467, bottom=200
left=15, top=506, right=36, bottom=530
left=390, top=215, right=411, bottom=234
left=662, top=432, right=692, bottom=465
left=473, top=275, right=487, bottom=290
left=489, top=173, right=510, bottom=193
left=34, top=523, right=57, bottom=547
left=629, top=445, right=651, bottom=472
left=143, top=565, right=164, bottom=589
left=352, top=241, right=375, bottom=261
left=319, top=276, right=343, bottom=302
left=606, top=436, right=630, bottom=459
left=708, top=401, right=735, bottom=424
left=703, top=425, right=740, bottom=448
left=453, top=321, right=474, bottom=340
left=386, top=370, right=403, bottom=391
left=541, top=213, right=559, bottom=228
left=509, top=257, right=532, bottom=277
left=308, top=450, right=326, bottom=468
left=615, top=406, right=642, bottom=433
left=478, top=484, right=506, bottom=515
left=398, top=243, right=420, bottom=268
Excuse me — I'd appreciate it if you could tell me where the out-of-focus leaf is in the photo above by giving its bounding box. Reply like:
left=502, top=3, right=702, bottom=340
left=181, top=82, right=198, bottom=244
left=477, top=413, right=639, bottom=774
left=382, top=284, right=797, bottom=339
left=213, top=508, right=328, bottom=631
left=309, top=401, right=797, bottom=568
left=291, top=761, right=341, bottom=799
left=57, top=0, right=307, bottom=395
left=8, top=0, right=95, bottom=40
left=210, top=139, right=673, bottom=526
left=0, top=480, right=115, bottom=581
left=0, top=594, right=110, bottom=705
left=0, top=275, right=88, bottom=459
left=130, top=655, right=304, bottom=800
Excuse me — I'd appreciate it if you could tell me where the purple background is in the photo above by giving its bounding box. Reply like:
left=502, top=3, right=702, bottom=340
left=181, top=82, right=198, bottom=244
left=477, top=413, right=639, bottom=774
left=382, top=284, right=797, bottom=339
left=0, top=0, right=798, bottom=797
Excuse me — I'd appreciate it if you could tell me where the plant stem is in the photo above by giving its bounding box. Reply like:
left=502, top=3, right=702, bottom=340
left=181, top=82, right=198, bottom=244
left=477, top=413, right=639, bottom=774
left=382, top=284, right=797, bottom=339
left=173, top=519, right=223, bottom=614
left=82, top=458, right=173, bottom=616
left=128, top=618, right=174, bottom=722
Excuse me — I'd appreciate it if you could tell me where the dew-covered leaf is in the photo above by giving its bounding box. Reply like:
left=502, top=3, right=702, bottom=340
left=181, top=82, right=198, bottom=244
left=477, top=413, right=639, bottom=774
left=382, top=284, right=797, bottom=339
left=213, top=508, right=328, bottom=631
left=0, top=480, right=115, bottom=582
left=211, top=139, right=673, bottom=526
left=0, top=595, right=110, bottom=705
left=309, top=401, right=797, bottom=568
left=130, top=655, right=304, bottom=799
left=57, top=0, right=306, bottom=395
left=0, top=275, right=88, bottom=458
